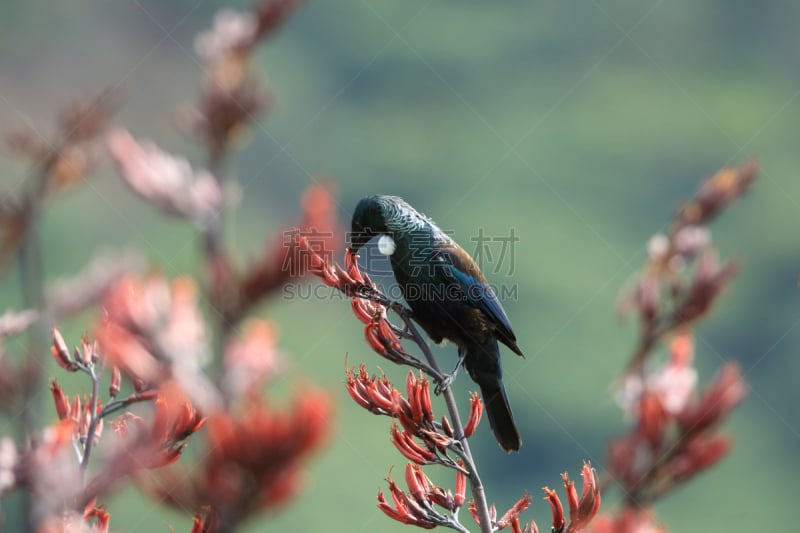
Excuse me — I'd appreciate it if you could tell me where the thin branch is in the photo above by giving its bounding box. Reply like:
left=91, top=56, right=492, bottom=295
left=80, top=366, right=100, bottom=484
left=203, top=153, right=236, bottom=403
left=388, top=303, right=493, bottom=533
left=97, top=390, right=157, bottom=419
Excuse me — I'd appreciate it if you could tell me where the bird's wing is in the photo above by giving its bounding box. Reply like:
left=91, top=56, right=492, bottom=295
left=432, top=243, right=521, bottom=354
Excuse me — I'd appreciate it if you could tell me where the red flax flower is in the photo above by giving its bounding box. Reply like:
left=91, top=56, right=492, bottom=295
left=183, top=1, right=308, bottom=159
left=675, top=362, right=746, bottom=436
left=48, top=379, right=104, bottom=446
left=146, top=393, right=207, bottom=468
left=377, top=463, right=467, bottom=529
left=95, top=273, right=219, bottom=412
left=346, top=365, right=481, bottom=468
left=494, top=492, right=532, bottom=529
left=609, top=331, right=746, bottom=504
left=37, top=502, right=110, bottom=533
left=107, top=129, right=222, bottom=224
left=204, top=389, right=330, bottom=510
left=560, top=464, right=602, bottom=531
left=537, top=464, right=600, bottom=533
left=468, top=464, right=599, bottom=533
left=300, top=243, right=442, bottom=376
left=140, top=387, right=331, bottom=529
left=95, top=386, right=205, bottom=479
left=621, top=162, right=757, bottom=374
left=51, top=327, right=79, bottom=372
left=47, top=387, right=207, bottom=521
left=675, top=161, right=758, bottom=228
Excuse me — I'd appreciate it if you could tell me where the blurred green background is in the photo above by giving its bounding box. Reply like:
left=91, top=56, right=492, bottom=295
left=1, top=0, right=798, bottom=531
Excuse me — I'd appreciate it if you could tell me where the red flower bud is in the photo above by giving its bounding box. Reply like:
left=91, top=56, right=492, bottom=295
left=677, top=362, right=746, bottom=435
left=406, top=371, right=433, bottom=425
left=377, top=489, right=429, bottom=527
left=674, top=435, right=731, bottom=481
left=549, top=465, right=601, bottom=531
left=468, top=500, right=497, bottom=528
left=376, top=317, right=404, bottom=354
left=80, top=336, right=96, bottom=366
left=49, top=379, right=70, bottom=420
left=496, top=492, right=531, bottom=528
left=345, top=367, right=373, bottom=411
left=405, top=463, right=430, bottom=505
left=454, top=462, right=466, bottom=508
left=51, top=327, right=77, bottom=371
left=345, top=249, right=365, bottom=283
left=575, top=463, right=601, bottom=528
left=70, top=395, right=81, bottom=426
left=440, top=415, right=454, bottom=438
left=390, top=424, right=436, bottom=464
left=351, top=298, right=376, bottom=324
left=675, top=249, right=739, bottom=324
left=638, top=390, right=667, bottom=448
left=109, top=366, right=121, bottom=399
left=464, top=392, right=483, bottom=438
left=364, top=323, right=389, bottom=356
left=562, top=472, right=580, bottom=524
left=419, top=429, right=453, bottom=450
left=332, top=263, right=357, bottom=288
left=543, top=487, right=564, bottom=531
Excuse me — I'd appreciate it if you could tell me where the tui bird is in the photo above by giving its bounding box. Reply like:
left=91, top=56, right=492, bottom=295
left=350, top=195, right=523, bottom=452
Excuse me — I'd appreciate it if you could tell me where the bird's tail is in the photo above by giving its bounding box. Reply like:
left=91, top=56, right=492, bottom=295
left=464, top=339, right=522, bottom=453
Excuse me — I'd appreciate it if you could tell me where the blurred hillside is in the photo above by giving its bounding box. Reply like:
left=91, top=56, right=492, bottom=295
left=1, top=1, right=798, bottom=531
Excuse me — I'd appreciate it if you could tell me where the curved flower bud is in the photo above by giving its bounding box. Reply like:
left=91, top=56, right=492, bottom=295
left=454, top=462, right=466, bottom=509
left=542, top=487, right=564, bottom=531
left=496, top=492, right=532, bottom=528
left=364, top=323, right=389, bottom=357
left=351, top=298, right=377, bottom=324
left=109, top=366, right=121, bottom=399
left=673, top=435, right=731, bottom=481
left=677, top=362, right=745, bottom=435
left=407, top=371, right=433, bottom=426
left=345, top=248, right=365, bottom=283
left=49, top=380, right=70, bottom=421
left=464, top=392, right=483, bottom=438
left=51, top=328, right=78, bottom=372
left=391, top=424, right=436, bottom=464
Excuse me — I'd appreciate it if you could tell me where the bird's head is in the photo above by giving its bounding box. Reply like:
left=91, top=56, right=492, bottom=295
left=349, top=195, right=391, bottom=253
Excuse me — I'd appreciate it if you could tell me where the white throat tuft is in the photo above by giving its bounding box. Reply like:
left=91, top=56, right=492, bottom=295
left=377, top=234, right=396, bottom=256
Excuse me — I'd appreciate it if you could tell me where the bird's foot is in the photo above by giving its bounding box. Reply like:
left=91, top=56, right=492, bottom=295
left=434, top=372, right=456, bottom=395
left=434, top=353, right=465, bottom=395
